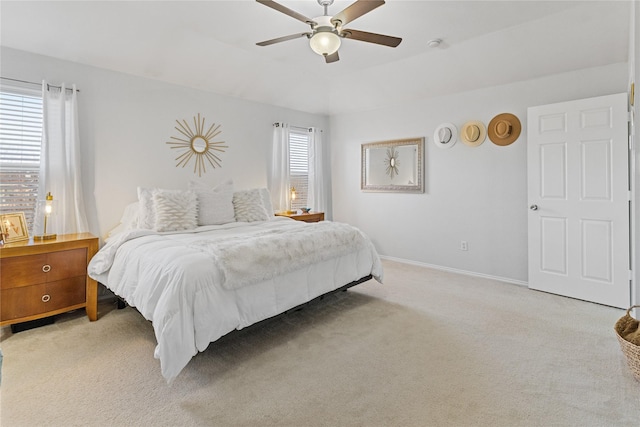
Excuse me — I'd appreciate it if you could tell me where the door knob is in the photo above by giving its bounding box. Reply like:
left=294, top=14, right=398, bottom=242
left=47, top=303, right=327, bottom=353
left=530, top=204, right=538, bottom=211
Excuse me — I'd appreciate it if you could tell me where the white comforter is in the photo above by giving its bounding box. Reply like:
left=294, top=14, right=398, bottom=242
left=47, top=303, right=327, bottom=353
left=88, top=217, right=383, bottom=381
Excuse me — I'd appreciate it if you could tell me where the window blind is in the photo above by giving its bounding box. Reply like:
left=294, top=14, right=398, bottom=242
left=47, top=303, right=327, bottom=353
left=0, top=89, right=43, bottom=233
left=289, top=128, right=309, bottom=210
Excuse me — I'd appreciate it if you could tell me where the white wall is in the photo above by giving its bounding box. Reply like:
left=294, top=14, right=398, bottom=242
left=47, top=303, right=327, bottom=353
left=0, top=47, right=328, bottom=239
left=330, top=62, right=629, bottom=284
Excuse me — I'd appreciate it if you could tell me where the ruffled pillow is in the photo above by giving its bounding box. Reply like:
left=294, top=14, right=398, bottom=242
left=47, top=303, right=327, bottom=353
left=233, top=189, right=270, bottom=222
left=188, top=179, right=236, bottom=225
left=153, top=189, right=198, bottom=232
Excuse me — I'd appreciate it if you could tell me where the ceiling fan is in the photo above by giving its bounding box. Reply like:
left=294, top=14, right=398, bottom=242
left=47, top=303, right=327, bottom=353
left=256, top=0, right=402, bottom=63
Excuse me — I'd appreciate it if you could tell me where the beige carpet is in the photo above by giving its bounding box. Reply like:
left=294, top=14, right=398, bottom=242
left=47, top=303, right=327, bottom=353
left=1, top=259, right=638, bottom=426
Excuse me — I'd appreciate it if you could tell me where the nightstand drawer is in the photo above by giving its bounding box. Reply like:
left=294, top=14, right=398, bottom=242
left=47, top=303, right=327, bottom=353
left=0, top=248, right=87, bottom=289
left=275, top=212, right=325, bottom=223
left=294, top=212, right=324, bottom=223
left=0, top=276, right=86, bottom=321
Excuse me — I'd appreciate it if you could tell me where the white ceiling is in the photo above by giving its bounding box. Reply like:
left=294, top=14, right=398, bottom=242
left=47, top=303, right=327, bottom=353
left=0, top=0, right=631, bottom=115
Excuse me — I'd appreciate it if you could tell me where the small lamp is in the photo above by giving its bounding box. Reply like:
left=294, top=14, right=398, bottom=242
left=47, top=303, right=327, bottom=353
left=289, top=187, right=297, bottom=214
left=34, top=192, right=57, bottom=241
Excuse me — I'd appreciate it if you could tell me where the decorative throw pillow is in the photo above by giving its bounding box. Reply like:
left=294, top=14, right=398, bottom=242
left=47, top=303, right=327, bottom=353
left=152, top=189, right=198, bottom=232
left=233, top=189, right=270, bottom=222
left=188, top=179, right=236, bottom=225
left=137, top=187, right=157, bottom=229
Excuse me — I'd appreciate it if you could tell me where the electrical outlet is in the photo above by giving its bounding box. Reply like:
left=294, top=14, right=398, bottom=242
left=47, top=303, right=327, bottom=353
left=460, top=241, right=468, bottom=251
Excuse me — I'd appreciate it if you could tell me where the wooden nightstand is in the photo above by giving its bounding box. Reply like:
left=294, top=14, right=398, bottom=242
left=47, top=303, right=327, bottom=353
left=275, top=212, right=325, bottom=223
left=0, top=233, right=99, bottom=326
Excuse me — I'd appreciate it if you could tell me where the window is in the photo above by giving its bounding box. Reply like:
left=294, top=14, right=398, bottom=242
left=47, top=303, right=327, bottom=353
left=289, top=127, right=309, bottom=210
left=0, top=88, right=43, bottom=233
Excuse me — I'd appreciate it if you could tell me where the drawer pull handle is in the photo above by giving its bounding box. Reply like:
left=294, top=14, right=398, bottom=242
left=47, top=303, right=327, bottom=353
left=42, top=264, right=51, bottom=273
left=42, top=294, right=51, bottom=303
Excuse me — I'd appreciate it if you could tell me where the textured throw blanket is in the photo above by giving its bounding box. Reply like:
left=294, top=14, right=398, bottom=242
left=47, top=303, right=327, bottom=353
left=188, top=221, right=368, bottom=290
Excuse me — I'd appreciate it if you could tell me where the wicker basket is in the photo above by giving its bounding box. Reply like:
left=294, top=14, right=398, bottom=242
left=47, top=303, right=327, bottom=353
left=614, top=305, right=640, bottom=382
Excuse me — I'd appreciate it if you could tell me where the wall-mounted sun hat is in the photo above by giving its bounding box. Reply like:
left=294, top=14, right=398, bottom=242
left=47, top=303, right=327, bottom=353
left=460, top=120, right=486, bottom=147
left=488, top=113, right=521, bottom=146
left=433, top=123, right=458, bottom=149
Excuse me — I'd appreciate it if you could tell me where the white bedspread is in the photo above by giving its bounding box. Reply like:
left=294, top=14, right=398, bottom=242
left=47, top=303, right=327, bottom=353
left=88, top=218, right=383, bottom=381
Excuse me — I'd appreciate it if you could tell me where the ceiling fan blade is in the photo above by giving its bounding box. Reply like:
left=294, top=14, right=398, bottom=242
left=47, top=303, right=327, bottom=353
left=341, top=29, right=401, bottom=47
left=256, top=0, right=315, bottom=25
left=325, top=51, right=340, bottom=63
left=256, top=32, right=310, bottom=47
left=331, top=0, right=385, bottom=27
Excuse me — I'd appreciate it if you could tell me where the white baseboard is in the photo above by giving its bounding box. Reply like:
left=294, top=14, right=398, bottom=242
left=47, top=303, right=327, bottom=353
left=379, top=255, right=529, bottom=287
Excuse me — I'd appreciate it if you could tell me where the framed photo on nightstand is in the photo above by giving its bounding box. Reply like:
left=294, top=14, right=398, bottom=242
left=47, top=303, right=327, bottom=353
left=1, top=212, right=29, bottom=243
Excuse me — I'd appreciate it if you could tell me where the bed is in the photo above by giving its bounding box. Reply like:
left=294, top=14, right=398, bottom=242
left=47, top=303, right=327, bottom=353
left=88, top=183, right=382, bottom=382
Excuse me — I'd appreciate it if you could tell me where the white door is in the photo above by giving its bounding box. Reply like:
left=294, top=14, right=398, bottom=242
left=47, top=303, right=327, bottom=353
left=527, top=93, right=630, bottom=308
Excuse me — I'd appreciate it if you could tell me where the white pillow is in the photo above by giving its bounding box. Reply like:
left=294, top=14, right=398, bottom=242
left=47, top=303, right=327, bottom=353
left=258, top=188, right=275, bottom=216
left=105, top=202, right=140, bottom=240
left=137, top=187, right=157, bottom=229
left=233, top=189, right=270, bottom=222
left=188, top=179, right=236, bottom=225
left=121, top=201, right=140, bottom=229
left=152, top=189, right=198, bottom=232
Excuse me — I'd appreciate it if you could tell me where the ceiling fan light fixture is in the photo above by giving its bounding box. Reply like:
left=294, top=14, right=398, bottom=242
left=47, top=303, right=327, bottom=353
left=309, top=29, right=341, bottom=56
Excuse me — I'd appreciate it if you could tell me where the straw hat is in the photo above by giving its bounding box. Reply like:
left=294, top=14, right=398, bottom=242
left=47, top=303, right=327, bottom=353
left=460, top=121, right=486, bottom=147
left=433, top=123, right=457, bottom=149
left=488, top=113, right=521, bottom=146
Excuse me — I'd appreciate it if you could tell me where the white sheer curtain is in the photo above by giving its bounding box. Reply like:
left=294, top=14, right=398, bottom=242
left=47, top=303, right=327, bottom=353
left=37, top=81, right=89, bottom=235
left=307, top=127, right=327, bottom=213
left=268, top=123, right=290, bottom=212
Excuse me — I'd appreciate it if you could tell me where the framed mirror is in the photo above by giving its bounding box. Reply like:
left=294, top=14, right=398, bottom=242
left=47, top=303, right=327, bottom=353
left=361, top=137, right=424, bottom=193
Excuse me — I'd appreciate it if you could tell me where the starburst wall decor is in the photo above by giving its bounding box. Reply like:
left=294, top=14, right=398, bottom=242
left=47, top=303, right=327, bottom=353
left=166, top=114, right=228, bottom=177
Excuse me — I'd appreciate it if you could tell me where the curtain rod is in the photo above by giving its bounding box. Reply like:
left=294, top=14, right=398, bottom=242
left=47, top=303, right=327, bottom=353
left=273, top=123, right=317, bottom=132
left=0, top=76, right=80, bottom=92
